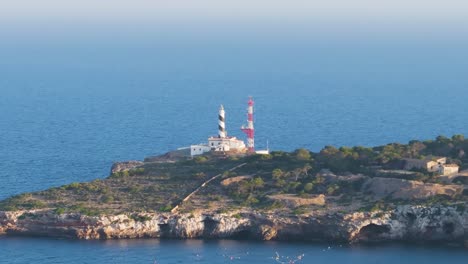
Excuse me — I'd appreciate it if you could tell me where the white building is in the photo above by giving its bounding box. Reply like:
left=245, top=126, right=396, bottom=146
left=439, top=164, right=460, bottom=176
left=208, top=136, right=246, bottom=152
left=189, top=105, right=247, bottom=157
left=190, top=144, right=212, bottom=156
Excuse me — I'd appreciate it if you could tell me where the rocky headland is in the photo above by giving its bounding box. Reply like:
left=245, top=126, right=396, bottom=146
left=1, top=135, right=467, bottom=247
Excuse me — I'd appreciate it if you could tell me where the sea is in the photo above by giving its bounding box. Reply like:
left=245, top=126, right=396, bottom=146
left=0, top=28, right=467, bottom=263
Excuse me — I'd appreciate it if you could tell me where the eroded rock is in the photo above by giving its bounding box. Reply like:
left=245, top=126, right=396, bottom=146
left=362, top=178, right=463, bottom=200
left=0, top=205, right=466, bottom=246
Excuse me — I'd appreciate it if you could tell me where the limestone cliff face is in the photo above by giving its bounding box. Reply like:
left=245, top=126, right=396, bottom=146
left=346, top=205, right=467, bottom=243
left=0, top=206, right=466, bottom=246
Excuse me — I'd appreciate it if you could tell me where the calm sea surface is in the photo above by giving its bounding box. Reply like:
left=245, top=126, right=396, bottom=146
left=0, top=30, right=467, bottom=262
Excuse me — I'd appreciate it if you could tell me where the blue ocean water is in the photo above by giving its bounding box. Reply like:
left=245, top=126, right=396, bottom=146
left=0, top=30, right=467, bottom=262
left=0, top=238, right=467, bottom=264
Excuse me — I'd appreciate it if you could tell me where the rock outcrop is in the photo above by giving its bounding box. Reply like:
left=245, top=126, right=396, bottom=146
left=1, top=205, right=466, bottom=246
left=267, top=194, right=326, bottom=207
left=110, top=161, right=144, bottom=174
left=362, top=177, right=463, bottom=200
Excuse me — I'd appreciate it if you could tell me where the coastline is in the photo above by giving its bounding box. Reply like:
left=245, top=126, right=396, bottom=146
left=1, top=205, right=467, bottom=247
left=1, top=136, right=468, bottom=247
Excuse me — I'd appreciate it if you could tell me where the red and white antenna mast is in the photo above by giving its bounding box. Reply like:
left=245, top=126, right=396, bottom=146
left=241, top=97, right=255, bottom=153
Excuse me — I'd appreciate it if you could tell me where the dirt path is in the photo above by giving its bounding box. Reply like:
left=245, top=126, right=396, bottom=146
left=171, top=163, right=246, bottom=213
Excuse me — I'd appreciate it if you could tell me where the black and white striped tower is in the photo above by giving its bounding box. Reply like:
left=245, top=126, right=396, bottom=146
left=218, top=105, right=226, bottom=138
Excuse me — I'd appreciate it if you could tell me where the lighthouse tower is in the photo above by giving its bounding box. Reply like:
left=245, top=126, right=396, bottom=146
left=218, top=105, right=226, bottom=138
left=188, top=102, right=248, bottom=156
left=241, top=97, right=255, bottom=153
left=207, top=104, right=246, bottom=153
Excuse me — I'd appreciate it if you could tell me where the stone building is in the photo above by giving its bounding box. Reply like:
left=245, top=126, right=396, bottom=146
left=403, top=157, right=447, bottom=172
left=439, top=164, right=460, bottom=176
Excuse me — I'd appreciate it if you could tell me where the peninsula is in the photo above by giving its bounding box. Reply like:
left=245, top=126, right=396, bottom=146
left=0, top=135, right=467, bottom=247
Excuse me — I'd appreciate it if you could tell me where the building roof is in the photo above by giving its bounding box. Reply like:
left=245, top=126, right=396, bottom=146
left=403, top=156, right=446, bottom=162
left=208, top=136, right=242, bottom=141
left=443, top=164, right=459, bottom=168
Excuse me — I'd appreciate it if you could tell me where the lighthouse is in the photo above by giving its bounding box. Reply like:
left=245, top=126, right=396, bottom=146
left=187, top=100, right=251, bottom=157
left=241, top=97, right=255, bottom=153
left=207, top=104, right=246, bottom=153
left=218, top=105, right=226, bottom=138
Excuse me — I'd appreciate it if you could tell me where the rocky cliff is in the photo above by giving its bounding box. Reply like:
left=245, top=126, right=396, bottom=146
left=1, top=205, right=466, bottom=246
left=2, top=143, right=468, bottom=247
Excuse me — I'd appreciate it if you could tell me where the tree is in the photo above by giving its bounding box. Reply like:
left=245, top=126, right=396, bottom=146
left=452, top=134, right=465, bottom=143
left=378, top=144, right=403, bottom=163
left=313, top=174, right=325, bottom=185
left=275, top=179, right=287, bottom=188
left=327, top=184, right=340, bottom=195
left=272, top=168, right=284, bottom=180
left=250, top=177, right=265, bottom=192
left=295, top=148, right=311, bottom=160
left=304, top=182, right=314, bottom=192
left=286, top=182, right=301, bottom=193
left=320, top=146, right=339, bottom=156
left=408, top=141, right=426, bottom=158
left=436, top=135, right=451, bottom=145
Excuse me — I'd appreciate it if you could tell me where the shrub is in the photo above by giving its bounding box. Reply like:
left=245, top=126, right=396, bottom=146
left=304, top=182, right=314, bottom=192
left=18, top=213, right=38, bottom=220
left=64, top=182, right=82, bottom=190
left=274, top=179, right=287, bottom=188
left=69, top=204, right=101, bottom=216
left=262, top=201, right=285, bottom=211
left=232, top=213, right=242, bottom=219
left=272, top=168, right=284, bottom=180
left=129, top=186, right=141, bottom=194
left=293, top=206, right=308, bottom=215
left=159, top=203, right=173, bottom=212
left=130, top=214, right=152, bottom=222
left=194, top=156, right=208, bottom=164
left=370, top=200, right=387, bottom=212
left=193, top=172, right=206, bottom=179
left=55, top=207, right=66, bottom=215
left=243, top=195, right=259, bottom=206
left=130, top=168, right=145, bottom=175
left=101, top=195, right=114, bottom=203
left=17, top=199, right=47, bottom=210
left=295, top=148, right=311, bottom=161
left=326, top=184, right=340, bottom=195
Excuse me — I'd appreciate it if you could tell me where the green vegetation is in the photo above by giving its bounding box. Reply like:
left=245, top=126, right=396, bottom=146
left=0, top=135, right=466, bottom=216
left=0, top=158, right=239, bottom=214
left=292, top=206, right=308, bottom=215
left=129, top=214, right=152, bottom=222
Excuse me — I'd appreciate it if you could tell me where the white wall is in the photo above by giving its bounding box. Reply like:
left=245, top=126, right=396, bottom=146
left=190, top=145, right=211, bottom=156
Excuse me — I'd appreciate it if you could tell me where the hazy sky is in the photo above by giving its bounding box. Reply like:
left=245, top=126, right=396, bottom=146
left=1, top=0, right=467, bottom=32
